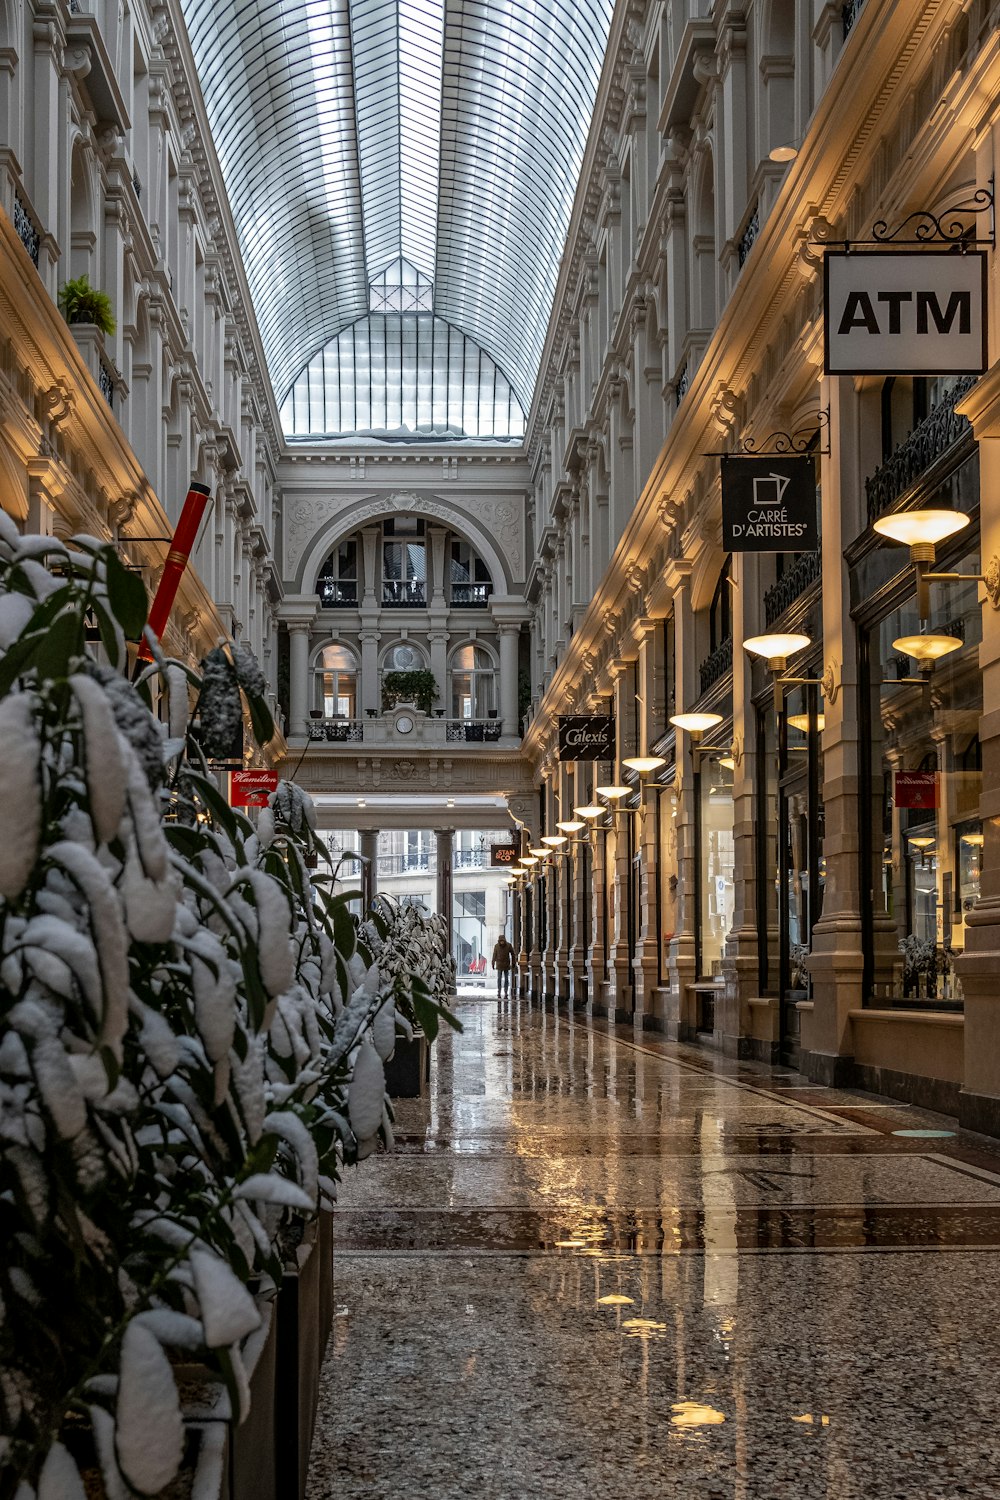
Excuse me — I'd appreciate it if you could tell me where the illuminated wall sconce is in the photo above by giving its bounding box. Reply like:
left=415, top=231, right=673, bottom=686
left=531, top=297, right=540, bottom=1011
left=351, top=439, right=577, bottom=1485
left=962, top=831, right=985, bottom=847
left=742, top=633, right=840, bottom=713
left=519, top=855, right=540, bottom=867
left=541, top=834, right=569, bottom=847
left=528, top=846, right=549, bottom=858
left=595, top=782, right=632, bottom=800
left=907, top=834, right=936, bottom=868
left=786, top=713, right=826, bottom=734
left=556, top=819, right=586, bottom=833
left=574, top=803, right=605, bottom=820
left=622, top=755, right=667, bottom=775
left=892, top=632, right=963, bottom=680
left=669, top=712, right=723, bottom=767
left=873, top=507, right=1000, bottom=621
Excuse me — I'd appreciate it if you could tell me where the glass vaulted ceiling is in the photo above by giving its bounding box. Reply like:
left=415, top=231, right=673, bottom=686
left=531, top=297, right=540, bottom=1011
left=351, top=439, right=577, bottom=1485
left=182, top=0, right=613, bottom=439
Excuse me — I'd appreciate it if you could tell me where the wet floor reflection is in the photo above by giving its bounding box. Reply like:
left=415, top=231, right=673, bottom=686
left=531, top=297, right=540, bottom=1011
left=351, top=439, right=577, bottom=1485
left=312, top=996, right=1000, bottom=1499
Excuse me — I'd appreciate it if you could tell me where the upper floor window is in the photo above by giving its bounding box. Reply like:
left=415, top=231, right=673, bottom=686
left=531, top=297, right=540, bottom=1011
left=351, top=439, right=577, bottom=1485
left=450, top=540, right=493, bottom=607
left=383, top=517, right=426, bottom=606
left=709, top=557, right=732, bottom=651
left=451, top=643, right=497, bottom=719
left=315, top=644, right=357, bottom=717
left=318, top=540, right=358, bottom=607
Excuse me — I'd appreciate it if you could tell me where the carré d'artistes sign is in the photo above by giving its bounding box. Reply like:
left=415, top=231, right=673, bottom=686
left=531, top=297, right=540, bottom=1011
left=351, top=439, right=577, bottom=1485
left=721, top=455, right=817, bottom=552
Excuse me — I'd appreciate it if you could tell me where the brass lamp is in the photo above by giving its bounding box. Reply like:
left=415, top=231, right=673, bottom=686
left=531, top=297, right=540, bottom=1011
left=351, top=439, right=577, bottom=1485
left=595, top=783, right=632, bottom=800
left=574, top=804, right=605, bottom=820
left=742, top=632, right=838, bottom=712
left=669, top=711, right=724, bottom=766
left=622, top=754, right=667, bottom=774
left=892, top=633, right=962, bottom=673
left=541, top=834, right=568, bottom=846
left=557, top=819, right=586, bottom=833
left=872, top=508, right=998, bottom=621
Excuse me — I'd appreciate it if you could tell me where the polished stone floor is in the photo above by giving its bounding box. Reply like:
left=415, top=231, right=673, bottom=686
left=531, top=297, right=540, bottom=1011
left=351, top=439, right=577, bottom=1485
left=308, top=997, right=1000, bottom=1498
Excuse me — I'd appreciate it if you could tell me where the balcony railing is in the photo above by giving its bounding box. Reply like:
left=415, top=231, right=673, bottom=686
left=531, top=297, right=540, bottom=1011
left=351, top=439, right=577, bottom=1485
left=842, top=0, right=864, bottom=37
left=737, top=202, right=760, bottom=269
left=306, top=717, right=365, bottom=742
left=446, top=718, right=502, bottom=742
left=13, top=192, right=40, bottom=267
left=381, top=580, right=426, bottom=608
left=377, top=853, right=432, bottom=875
left=97, top=355, right=114, bottom=409
left=865, top=376, right=977, bottom=524
left=699, top=635, right=733, bottom=695
left=318, top=579, right=358, bottom=607
left=451, top=582, right=493, bottom=608
left=763, top=552, right=821, bottom=626
left=676, top=362, right=689, bottom=407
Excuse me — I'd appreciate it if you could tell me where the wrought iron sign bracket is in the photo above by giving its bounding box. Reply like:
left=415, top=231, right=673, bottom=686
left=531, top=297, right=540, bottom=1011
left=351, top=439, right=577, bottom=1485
left=704, top=408, right=830, bottom=458
left=808, top=179, right=995, bottom=251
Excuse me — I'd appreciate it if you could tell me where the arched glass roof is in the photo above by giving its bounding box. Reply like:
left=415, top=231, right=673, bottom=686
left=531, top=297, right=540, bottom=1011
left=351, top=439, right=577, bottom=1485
left=280, top=314, right=524, bottom=440
left=180, top=0, right=613, bottom=431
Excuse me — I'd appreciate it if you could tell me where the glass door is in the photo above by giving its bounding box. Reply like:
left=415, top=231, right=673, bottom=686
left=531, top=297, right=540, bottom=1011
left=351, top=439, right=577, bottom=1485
left=778, top=684, right=825, bottom=1066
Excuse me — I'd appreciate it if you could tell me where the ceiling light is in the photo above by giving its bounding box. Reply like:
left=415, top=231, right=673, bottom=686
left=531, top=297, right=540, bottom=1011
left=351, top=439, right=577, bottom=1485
left=769, top=142, right=798, bottom=162
left=595, top=784, right=631, bottom=799
left=786, top=713, right=826, bottom=733
left=557, top=819, right=585, bottom=832
left=574, top=804, right=605, bottom=819
left=743, top=632, right=811, bottom=665
left=873, top=508, right=970, bottom=559
left=670, top=713, right=723, bottom=736
left=892, top=633, right=962, bottom=663
left=621, top=756, right=666, bottom=774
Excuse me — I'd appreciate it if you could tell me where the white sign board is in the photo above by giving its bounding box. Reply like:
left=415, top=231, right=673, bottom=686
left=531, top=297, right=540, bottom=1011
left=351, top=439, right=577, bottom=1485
left=824, top=250, right=987, bottom=375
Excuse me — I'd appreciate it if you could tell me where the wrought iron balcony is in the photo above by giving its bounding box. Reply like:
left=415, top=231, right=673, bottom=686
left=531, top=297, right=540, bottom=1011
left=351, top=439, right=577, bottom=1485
left=306, top=717, right=364, bottom=742
left=451, top=582, right=493, bottom=608
left=318, top=579, right=358, bottom=607
left=13, top=192, right=40, bottom=267
left=381, top=580, right=426, bottom=608
left=763, top=552, right=821, bottom=626
left=699, top=635, right=733, bottom=694
left=377, top=853, right=431, bottom=875
left=842, top=0, right=864, bottom=37
left=676, top=362, right=689, bottom=406
left=97, top=355, right=114, bottom=409
left=446, top=718, right=502, bottom=743
left=865, top=376, right=977, bottom=524
left=737, top=202, right=760, bottom=269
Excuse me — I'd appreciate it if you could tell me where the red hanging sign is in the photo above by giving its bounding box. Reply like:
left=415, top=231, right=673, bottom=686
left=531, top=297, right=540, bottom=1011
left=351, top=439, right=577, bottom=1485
left=895, top=771, right=939, bottom=810
left=137, top=481, right=212, bottom=661
left=230, top=770, right=279, bottom=807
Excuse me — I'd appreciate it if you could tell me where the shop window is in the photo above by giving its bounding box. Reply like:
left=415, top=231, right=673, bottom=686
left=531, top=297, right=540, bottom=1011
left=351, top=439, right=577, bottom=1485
left=861, top=553, right=983, bottom=1008
left=697, top=748, right=734, bottom=978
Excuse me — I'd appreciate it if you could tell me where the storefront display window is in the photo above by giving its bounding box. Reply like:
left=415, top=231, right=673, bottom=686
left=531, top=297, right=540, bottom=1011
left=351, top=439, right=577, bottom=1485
left=861, top=552, right=982, bottom=1009
left=698, top=751, right=734, bottom=978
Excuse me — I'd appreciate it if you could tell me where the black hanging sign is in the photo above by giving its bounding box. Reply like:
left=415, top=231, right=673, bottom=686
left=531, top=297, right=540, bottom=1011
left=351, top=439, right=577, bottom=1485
left=558, top=715, right=615, bottom=762
left=490, top=843, right=520, bottom=867
left=824, top=250, right=987, bottom=375
left=721, top=455, right=818, bottom=552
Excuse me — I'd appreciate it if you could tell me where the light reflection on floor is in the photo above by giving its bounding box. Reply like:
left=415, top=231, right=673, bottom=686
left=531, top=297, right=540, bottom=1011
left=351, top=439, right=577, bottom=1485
left=308, top=995, right=1000, bottom=1499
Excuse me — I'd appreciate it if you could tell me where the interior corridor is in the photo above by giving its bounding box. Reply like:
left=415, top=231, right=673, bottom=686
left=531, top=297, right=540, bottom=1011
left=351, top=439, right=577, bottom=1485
left=310, top=998, right=1000, bottom=1499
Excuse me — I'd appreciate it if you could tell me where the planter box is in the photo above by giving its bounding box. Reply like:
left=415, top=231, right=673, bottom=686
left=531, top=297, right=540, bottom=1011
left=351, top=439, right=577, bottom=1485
left=317, top=1206, right=335, bottom=1366
left=383, top=1029, right=429, bottom=1097
left=275, top=1224, right=322, bottom=1500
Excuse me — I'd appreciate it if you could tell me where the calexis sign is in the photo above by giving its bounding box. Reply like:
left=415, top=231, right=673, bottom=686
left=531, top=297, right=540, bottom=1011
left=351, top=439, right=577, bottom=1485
left=824, top=251, right=987, bottom=375
left=721, top=455, right=817, bottom=552
left=558, top=715, right=615, bottom=762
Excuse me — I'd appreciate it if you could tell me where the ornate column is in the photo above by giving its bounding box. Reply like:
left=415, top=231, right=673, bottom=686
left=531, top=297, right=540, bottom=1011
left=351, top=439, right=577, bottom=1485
left=665, top=560, right=697, bottom=1040
left=554, top=764, right=572, bottom=1002
left=278, top=595, right=318, bottom=739
left=359, top=629, right=380, bottom=716
left=605, top=662, right=638, bottom=1022
left=632, top=617, right=667, bottom=1022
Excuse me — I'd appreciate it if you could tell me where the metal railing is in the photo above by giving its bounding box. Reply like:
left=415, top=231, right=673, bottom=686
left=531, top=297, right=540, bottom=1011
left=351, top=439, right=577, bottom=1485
left=318, top=579, right=358, bottom=607
left=381, top=581, right=426, bottom=607
left=376, top=853, right=432, bottom=875
left=97, top=356, right=114, bottom=409
left=842, top=0, right=864, bottom=37
left=865, top=376, right=977, bottom=524
left=306, top=717, right=365, bottom=742
left=699, top=635, right=733, bottom=694
left=763, top=552, right=821, bottom=626
left=737, top=202, right=760, bottom=268
left=13, top=192, right=40, bottom=267
left=451, top=582, right=493, bottom=608
left=675, top=362, right=689, bottom=406
left=445, top=718, right=502, bottom=742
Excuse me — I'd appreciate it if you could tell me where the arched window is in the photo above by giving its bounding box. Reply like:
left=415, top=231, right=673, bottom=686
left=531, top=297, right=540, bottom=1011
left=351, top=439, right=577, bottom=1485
left=451, top=644, right=497, bottom=719
left=315, top=644, right=357, bottom=718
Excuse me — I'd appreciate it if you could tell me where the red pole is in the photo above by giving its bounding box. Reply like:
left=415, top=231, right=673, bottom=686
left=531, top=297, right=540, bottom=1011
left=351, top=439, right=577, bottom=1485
left=137, top=481, right=211, bottom=661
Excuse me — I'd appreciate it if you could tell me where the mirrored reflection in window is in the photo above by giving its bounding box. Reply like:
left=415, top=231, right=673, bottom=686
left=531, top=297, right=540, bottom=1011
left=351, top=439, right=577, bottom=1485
left=864, top=558, right=983, bottom=1008
left=699, top=755, right=734, bottom=978
left=316, top=644, right=357, bottom=717
left=451, top=644, right=497, bottom=718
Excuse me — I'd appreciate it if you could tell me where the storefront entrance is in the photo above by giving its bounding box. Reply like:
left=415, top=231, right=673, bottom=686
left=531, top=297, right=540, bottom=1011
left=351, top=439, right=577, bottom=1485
left=775, top=686, right=825, bottom=1067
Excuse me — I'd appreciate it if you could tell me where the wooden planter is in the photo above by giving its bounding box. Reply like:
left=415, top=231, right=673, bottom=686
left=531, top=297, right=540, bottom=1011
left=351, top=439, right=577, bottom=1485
left=275, top=1222, right=323, bottom=1500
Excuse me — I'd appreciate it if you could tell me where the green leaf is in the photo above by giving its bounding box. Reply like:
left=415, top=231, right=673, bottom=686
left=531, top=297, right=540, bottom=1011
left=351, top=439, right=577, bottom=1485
left=104, top=546, right=148, bottom=639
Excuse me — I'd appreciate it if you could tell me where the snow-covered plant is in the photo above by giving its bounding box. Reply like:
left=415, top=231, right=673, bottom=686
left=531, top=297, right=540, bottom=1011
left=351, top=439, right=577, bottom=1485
left=362, top=895, right=458, bottom=1043
left=0, top=521, right=456, bottom=1498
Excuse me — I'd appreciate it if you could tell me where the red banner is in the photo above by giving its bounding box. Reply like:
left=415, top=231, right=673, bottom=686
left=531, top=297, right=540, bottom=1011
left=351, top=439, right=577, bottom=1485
left=137, top=482, right=212, bottom=661
left=230, top=770, right=278, bottom=807
left=895, top=771, right=939, bottom=810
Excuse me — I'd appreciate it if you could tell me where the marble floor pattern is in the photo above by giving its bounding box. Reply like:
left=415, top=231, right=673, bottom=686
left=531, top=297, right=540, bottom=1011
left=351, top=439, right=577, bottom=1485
left=307, top=997, right=1000, bottom=1499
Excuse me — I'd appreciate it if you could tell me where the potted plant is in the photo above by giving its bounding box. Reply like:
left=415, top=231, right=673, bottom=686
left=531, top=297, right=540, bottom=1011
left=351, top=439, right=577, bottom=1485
left=381, top=668, right=439, bottom=714
left=58, top=273, right=117, bottom=334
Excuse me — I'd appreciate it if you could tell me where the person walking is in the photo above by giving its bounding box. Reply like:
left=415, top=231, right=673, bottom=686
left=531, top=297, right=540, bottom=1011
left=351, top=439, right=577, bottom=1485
left=492, top=934, right=514, bottom=997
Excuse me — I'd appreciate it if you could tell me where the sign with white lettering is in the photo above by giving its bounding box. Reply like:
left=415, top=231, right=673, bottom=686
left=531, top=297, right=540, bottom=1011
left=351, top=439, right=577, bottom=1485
left=824, top=250, right=987, bottom=375
left=721, top=455, right=817, bottom=552
left=558, top=715, right=615, bottom=762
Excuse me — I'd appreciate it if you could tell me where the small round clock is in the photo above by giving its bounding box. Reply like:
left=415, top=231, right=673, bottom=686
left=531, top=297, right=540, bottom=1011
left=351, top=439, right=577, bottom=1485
left=395, top=714, right=414, bottom=734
